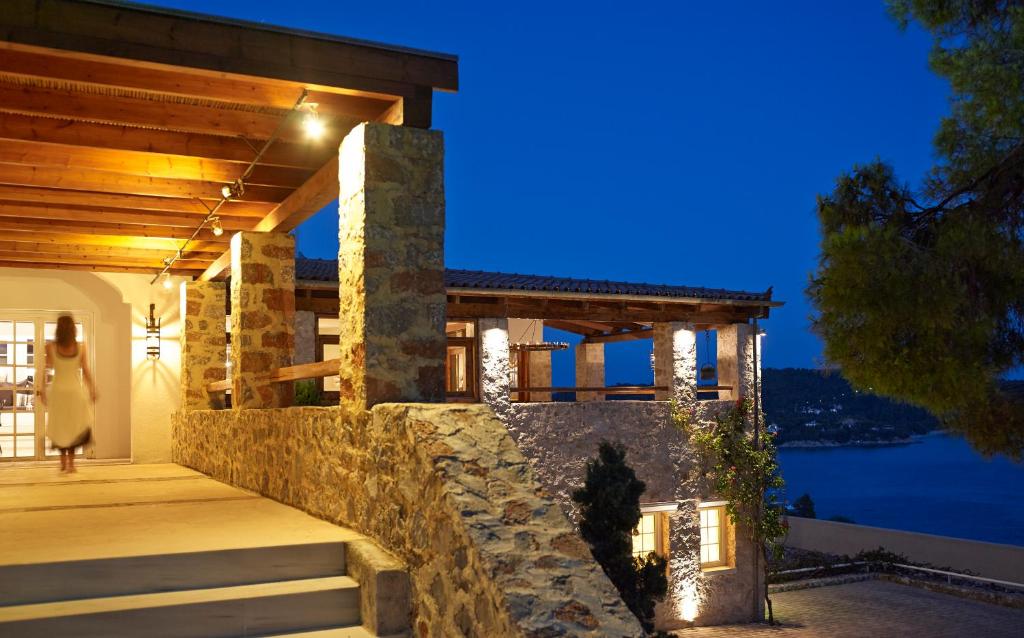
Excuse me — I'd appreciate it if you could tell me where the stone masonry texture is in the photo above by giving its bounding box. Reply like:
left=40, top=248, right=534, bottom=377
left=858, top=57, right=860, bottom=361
left=172, top=403, right=643, bottom=637
left=574, top=343, right=605, bottom=402
left=337, top=123, right=447, bottom=411
left=654, top=322, right=697, bottom=404
left=716, top=324, right=754, bottom=401
left=504, top=400, right=762, bottom=629
left=180, top=280, right=226, bottom=411
left=230, top=231, right=295, bottom=409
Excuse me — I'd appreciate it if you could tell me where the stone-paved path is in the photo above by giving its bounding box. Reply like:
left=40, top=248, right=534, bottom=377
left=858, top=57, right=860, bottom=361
left=674, top=580, right=1024, bottom=638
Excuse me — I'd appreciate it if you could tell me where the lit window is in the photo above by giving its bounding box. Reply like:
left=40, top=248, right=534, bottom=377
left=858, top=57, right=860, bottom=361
left=446, top=320, right=477, bottom=401
left=632, top=513, right=661, bottom=559
left=699, top=505, right=727, bottom=568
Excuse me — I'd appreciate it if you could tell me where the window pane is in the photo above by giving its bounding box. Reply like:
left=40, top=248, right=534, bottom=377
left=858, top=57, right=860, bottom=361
left=15, top=436, right=34, bottom=457
left=0, top=344, right=8, bottom=366
left=44, top=322, right=56, bottom=341
left=0, top=436, right=12, bottom=458
left=0, top=413, right=12, bottom=434
left=446, top=346, right=467, bottom=392
left=15, top=410, right=34, bottom=434
left=446, top=321, right=474, bottom=338
left=0, top=322, right=12, bottom=342
left=15, top=322, right=33, bottom=343
left=706, top=508, right=719, bottom=526
left=317, top=317, right=339, bottom=335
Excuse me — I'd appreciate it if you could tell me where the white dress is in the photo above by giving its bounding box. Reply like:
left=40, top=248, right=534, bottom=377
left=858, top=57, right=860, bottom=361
left=47, top=346, right=92, bottom=450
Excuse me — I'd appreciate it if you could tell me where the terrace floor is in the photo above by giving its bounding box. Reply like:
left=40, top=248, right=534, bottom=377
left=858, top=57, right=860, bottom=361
left=675, top=579, right=1024, bottom=637
left=0, top=462, right=361, bottom=566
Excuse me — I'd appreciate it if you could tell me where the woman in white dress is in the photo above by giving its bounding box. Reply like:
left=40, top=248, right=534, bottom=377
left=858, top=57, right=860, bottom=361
left=39, top=315, right=97, bottom=473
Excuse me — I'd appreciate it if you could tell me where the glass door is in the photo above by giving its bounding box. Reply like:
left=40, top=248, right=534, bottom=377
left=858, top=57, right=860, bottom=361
left=0, top=319, right=38, bottom=460
left=0, top=314, right=88, bottom=461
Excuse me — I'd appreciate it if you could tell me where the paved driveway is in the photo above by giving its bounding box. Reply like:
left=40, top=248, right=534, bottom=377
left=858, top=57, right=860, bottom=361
left=675, top=580, right=1024, bottom=638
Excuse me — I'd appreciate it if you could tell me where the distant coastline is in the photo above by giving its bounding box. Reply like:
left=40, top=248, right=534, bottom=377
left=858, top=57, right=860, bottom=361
left=778, top=434, right=924, bottom=449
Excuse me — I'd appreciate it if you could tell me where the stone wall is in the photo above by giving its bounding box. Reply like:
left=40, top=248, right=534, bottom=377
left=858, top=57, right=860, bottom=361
left=180, top=281, right=226, bottom=411
left=504, top=400, right=762, bottom=628
left=337, top=123, right=447, bottom=410
left=172, top=403, right=643, bottom=637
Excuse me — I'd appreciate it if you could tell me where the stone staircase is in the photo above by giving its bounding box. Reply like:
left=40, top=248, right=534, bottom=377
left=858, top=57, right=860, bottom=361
left=0, top=538, right=408, bottom=638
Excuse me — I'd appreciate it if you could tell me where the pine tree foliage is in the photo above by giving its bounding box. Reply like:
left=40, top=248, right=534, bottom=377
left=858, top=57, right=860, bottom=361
left=809, top=1, right=1024, bottom=458
left=572, top=441, right=668, bottom=634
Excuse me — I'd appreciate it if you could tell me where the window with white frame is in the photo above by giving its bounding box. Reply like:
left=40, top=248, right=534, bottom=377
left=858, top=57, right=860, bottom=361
left=699, top=503, right=728, bottom=568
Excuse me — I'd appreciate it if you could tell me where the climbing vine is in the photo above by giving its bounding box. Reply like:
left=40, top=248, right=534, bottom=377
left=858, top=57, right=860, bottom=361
left=673, top=399, right=787, bottom=624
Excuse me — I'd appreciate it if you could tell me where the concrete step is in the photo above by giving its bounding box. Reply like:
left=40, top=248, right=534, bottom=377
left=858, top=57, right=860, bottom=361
left=258, top=628, right=381, bottom=637
left=0, top=542, right=347, bottom=606
left=0, top=575, right=361, bottom=638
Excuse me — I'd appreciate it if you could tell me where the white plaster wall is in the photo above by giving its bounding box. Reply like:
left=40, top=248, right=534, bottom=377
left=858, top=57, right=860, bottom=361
left=0, top=268, right=183, bottom=462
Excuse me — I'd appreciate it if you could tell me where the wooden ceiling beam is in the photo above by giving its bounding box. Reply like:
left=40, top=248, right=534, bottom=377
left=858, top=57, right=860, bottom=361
left=3, top=229, right=223, bottom=252
left=0, top=248, right=212, bottom=268
left=0, top=138, right=311, bottom=188
left=0, top=83, right=339, bottom=142
left=0, top=162, right=289, bottom=202
left=0, top=113, right=331, bottom=169
left=0, top=46, right=397, bottom=120
left=0, top=184, right=273, bottom=217
left=544, top=320, right=602, bottom=336
left=0, top=239, right=219, bottom=260
left=0, top=259, right=203, bottom=276
left=201, top=156, right=340, bottom=281
left=0, top=218, right=230, bottom=242
left=582, top=328, right=655, bottom=344
left=0, top=2, right=458, bottom=93
left=0, top=201, right=258, bottom=230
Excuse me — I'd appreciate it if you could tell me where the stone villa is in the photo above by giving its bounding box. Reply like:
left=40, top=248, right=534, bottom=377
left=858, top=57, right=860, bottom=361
left=0, top=1, right=779, bottom=635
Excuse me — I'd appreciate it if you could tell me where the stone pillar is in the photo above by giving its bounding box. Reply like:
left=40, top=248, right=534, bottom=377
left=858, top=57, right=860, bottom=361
left=575, top=343, right=605, bottom=401
left=180, top=281, right=227, bottom=411
left=479, top=318, right=511, bottom=417
left=230, top=231, right=295, bottom=410
left=716, top=323, right=754, bottom=401
left=337, top=122, right=446, bottom=411
left=653, top=322, right=697, bottom=405
left=528, top=350, right=553, bottom=402
left=294, top=310, right=316, bottom=365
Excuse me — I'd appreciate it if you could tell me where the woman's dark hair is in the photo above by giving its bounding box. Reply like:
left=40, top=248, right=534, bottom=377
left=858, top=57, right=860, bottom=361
left=55, top=315, right=76, bottom=348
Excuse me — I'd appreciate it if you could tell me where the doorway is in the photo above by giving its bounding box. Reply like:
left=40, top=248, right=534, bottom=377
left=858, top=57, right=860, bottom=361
left=0, top=312, right=90, bottom=461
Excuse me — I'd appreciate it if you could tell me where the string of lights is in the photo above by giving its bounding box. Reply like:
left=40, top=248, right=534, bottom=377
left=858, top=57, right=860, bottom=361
left=152, top=89, right=325, bottom=288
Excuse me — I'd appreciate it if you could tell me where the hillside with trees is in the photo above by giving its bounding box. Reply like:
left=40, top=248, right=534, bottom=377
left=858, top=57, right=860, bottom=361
left=762, top=368, right=938, bottom=446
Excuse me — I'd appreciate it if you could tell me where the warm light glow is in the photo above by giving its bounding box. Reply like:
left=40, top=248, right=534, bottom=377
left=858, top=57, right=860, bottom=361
left=210, top=216, right=224, bottom=236
left=220, top=184, right=233, bottom=199
left=162, top=274, right=172, bottom=290
left=303, top=111, right=326, bottom=139
left=679, top=590, right=699, bottom=622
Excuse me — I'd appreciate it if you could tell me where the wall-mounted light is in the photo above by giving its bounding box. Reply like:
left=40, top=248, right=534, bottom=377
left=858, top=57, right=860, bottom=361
left=146, top=303, right=161, bottom=360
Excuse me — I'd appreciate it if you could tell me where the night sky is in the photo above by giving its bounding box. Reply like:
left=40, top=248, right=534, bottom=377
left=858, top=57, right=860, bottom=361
left=156, top=0, right=950, bottom=382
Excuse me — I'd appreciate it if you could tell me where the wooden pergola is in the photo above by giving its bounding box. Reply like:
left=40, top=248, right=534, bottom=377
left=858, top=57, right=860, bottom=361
left=0, top=0, right=457, bottom=279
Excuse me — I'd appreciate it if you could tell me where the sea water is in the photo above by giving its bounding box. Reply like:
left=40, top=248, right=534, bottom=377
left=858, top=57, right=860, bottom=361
left=777, top=432, right=1024, bottom=546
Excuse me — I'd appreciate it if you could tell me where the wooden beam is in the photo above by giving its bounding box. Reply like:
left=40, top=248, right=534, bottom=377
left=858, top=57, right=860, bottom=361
left=0, top=184, right=273, bottom=217
left=198, top=250, right=232, bottom=282
left=254, top=157, right=339, bottom=233
left=0, top=162, right=289, bottom=202
left=0, top=113, right=330, bottom=169
left=0, top=83, right=318, bottom=141
left=544, top=320, right=602, bottom=336
left=3, top=229, right=223, bottom=252
left=0, top=46, right=396, bottom=119
left=201, top=156, right=340, bottom=281
left=0, top=259, right=203, bottom=276
left=269, top=359, right=340, bottom=383
left=377, top=85, right=433, bottom=129
left=0, top=218, right=230, bottom=242
left=0, top=201, right=258, bottom=230
left=0, top=2, right=458, bottom=93
left=0, top=248, right=211, bottom=268
left=0, top=239, right=219, bottom=260
left=0, top=138, right=311, bottom=188
left=582, top=328, right=655, bottom=344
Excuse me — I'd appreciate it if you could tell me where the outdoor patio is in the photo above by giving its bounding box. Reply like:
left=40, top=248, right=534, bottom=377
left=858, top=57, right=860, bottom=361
left=675, top=579, right=1024, bottom=638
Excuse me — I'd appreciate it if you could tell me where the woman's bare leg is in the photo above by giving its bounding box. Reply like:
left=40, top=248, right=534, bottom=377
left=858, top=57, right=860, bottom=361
left=59, top=449, right=68, bottom=472
left=66, top=449, right=76, bottom=473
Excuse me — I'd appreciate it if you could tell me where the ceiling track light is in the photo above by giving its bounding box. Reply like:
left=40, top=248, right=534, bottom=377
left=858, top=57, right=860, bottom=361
left=152, top=89, right=314, bottom=286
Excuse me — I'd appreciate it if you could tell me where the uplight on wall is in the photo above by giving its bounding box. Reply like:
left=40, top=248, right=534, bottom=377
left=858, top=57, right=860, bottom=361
left=146, top=303, right=161, bottom=360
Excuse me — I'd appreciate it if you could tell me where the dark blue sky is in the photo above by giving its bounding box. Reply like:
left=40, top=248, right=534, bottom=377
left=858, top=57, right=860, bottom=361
left=159, top=0, right=949, bottom=379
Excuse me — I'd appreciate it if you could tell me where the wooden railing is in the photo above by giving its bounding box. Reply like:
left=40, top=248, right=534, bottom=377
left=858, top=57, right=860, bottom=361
left=206, top=358, right=340, bottom=393
left=509, top=384, right=733, bottom=400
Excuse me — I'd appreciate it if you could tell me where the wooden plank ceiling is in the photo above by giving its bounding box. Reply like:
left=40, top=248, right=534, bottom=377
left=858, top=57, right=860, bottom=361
left=0, top=0, right=458, bottom=278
